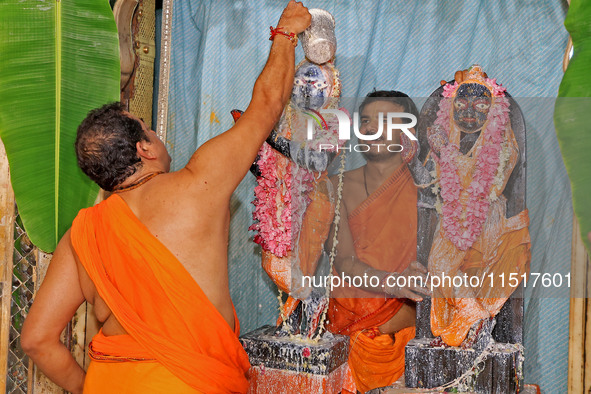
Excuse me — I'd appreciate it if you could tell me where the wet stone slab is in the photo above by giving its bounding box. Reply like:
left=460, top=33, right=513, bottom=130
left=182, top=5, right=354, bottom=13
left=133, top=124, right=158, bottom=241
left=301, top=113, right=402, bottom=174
left=404, top=338, right=523, bottom=394
left=369, top=377, right=538, bottom=394
left=239, top=325, right=350, bottom=376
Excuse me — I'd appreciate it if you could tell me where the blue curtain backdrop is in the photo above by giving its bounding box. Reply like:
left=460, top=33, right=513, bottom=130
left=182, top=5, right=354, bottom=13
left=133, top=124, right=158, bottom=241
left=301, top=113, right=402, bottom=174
left=165, top=1, right=570, bottom=391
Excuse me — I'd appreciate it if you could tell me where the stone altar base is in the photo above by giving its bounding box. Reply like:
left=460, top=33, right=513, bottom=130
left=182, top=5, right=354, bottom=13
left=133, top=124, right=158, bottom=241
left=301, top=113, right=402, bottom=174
left=368, top=377, right=539, bottom=394
left=239, top=325, right=350, bottom=394
left=404, top=338, right=523, bottom=393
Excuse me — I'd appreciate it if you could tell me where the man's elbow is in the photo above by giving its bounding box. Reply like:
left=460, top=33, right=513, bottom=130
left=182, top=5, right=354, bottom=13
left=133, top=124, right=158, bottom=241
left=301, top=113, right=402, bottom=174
left=21, top=327, right=39, bottom=355
left=21, top=323, right=51, bottom=358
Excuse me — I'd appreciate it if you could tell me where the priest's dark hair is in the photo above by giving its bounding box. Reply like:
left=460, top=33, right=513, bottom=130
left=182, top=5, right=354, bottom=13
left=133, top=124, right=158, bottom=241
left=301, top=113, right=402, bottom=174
left=75, top=102, right=149, bottom=191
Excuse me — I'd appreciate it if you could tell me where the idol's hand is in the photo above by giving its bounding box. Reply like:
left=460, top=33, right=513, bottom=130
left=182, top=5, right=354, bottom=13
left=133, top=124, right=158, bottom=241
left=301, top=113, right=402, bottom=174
left=277, top=1, right=311, bottom=35
left=383, top=261, right=431, bottom=302
left=400, top=132, right=419, bottom=164
left=427, top=124, right=448, bottom=157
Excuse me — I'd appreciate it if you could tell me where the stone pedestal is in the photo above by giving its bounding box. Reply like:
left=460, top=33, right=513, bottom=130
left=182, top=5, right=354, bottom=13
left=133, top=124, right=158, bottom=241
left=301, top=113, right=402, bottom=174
left=368, top=377, right=539, bottom=394
left=239, top=325, right=350, bottom=393
left=407, top=289, right=524, bottom=393
left=405, top=338, right=523, bottom=393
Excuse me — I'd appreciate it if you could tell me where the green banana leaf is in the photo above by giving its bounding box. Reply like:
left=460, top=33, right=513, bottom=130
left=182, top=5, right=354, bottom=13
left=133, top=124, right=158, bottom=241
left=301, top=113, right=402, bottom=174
left=555, top=0, right=591, bottom=253
left=0, top=0, right=120, bottom=252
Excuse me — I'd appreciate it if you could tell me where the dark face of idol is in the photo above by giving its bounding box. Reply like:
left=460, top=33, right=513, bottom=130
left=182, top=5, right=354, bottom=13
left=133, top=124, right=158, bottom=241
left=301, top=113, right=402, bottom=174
left=452, top=83, right=492, bottom=133
left=291, top=62, right=330, bottom=110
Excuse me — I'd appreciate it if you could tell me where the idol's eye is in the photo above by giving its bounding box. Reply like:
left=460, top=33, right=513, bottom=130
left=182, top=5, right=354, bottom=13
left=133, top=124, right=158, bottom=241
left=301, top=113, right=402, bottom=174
left=474, top=99, right=490, bottom=110
left=294, top=78, right=305, bottom=86
left=454, top=100, right=467, bottom=110
left=314, top=81, right=328, bottom=90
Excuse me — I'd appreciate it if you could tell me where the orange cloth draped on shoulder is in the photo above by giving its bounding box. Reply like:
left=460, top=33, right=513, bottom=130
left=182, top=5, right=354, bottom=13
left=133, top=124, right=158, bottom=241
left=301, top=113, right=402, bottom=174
left=70, top=194, right=250, bottom=394
left=327, top=165, right=417, bottom=393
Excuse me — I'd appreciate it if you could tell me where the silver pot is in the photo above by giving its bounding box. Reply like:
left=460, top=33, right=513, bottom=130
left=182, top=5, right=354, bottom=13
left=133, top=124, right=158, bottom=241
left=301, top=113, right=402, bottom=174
left=299, top=9, right=336, bottom=65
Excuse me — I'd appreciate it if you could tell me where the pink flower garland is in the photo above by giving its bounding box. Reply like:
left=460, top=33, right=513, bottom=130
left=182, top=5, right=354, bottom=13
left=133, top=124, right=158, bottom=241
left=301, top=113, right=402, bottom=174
left=250, top=111, right=343, bottom=257
left=434, top=79, right=509, bottom=251
left=250, top=143, right=292, bottom=256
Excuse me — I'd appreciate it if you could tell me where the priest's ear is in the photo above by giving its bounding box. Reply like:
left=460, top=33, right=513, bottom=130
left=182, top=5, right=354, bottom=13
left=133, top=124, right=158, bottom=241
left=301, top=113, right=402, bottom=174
left=136, top=139, right=157, bottom=160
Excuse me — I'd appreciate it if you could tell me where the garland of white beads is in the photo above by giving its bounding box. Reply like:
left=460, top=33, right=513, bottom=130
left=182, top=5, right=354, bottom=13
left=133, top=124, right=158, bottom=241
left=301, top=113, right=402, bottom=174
left=313, top=150, right=347, bottom=340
